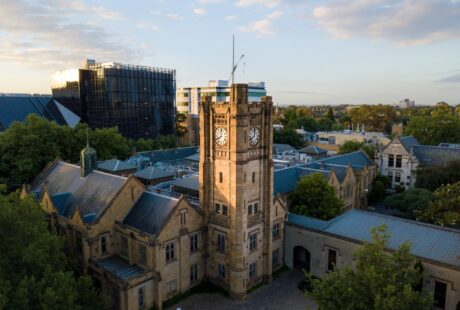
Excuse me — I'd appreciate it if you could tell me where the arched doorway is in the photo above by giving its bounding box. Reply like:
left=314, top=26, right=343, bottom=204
left=293, top=246, right=311, bottom=272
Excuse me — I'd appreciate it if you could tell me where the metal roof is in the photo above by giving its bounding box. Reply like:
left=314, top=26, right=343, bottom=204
left=97, top=256, right=145, bottom=280
left=318, top=150, right=372, bottom=167
left=137, top=147, right=198, bottom=164
left=0, top=96, right=80, bottom=131
left=298, top=145, right=328, bottom=155
left=171, top=175, right=199, bottom=192
left=97, top=159, right=137, bottom=172
left=134, top=166, right=175, bottom=180
left=123, top=191, right=178, bottom=235
left=399, top=136, right=420, bottom=151
left=31, top=161, right=127, bottom=223
left=273, top=166, right=299, bottom=195
left=273, top=144, right=298, bottom=154
left=288, top=210, right=460, bottom=268
left=412, top=145, right=460, bottom=166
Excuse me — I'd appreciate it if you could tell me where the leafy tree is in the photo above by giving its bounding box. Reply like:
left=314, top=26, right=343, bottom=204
left=175, top=113, right=188, bottom=138
left=420, top=181, right=460, bottom=228
left=368, top=181, right=385, bottom=203
left=317, top=118, right=334, bottom=131
left=307, top=225, right=431, bottom=310
left=383, top=188, right=436, bottom=219
left=0, top=192, right=102, bottom=309
left=404, top=114, right=460, bottom=145
left=415, top=160, right=460, bottom=191
left=338, top=140, right=376, bottom=159
left=273, top=128, right=305, bottom=149
left=325, top=107, right=335, bottom=122
left=291, top=173, right=344, bottom=220
left=348, top=105, right=397, bottom=132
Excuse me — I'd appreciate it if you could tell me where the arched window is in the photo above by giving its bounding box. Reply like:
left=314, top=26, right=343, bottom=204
left=101, top=236, right=107, bottom=254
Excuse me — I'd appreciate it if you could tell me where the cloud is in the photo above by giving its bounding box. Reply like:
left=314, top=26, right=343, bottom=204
left=236, top=0, right=279, bottom=8
left=0, top=0, right=137, bottom=69
left=312, top=0, right=460, bottom=45
left=198, top=0, right=225, bottom=3
left=438, top=72, right=460, bottom=83
left=150, top=10, right=185, bottom=21
left=238, top=10, right=283, bottom=37
left=67, top=1, right=123, bottom=20
left=225, top=15, right=238, bottom=21
left=193, top=8, right=207, bottom=15
left=136, top=23, right=160, bottom=32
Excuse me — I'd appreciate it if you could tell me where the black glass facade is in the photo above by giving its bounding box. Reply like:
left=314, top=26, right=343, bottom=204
left=52, top=62, right=176, bottom=139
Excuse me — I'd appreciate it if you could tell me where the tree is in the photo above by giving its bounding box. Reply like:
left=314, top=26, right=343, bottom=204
left=338, top=140, right=376, bottom=159
left=0, top=192, right=102, bottom=309
left=415, top=160, right=460, bottom=191
left=325, top=107, right=335, bottom=122
left=383, top=188, right=436, bottom=219
left=404, top=114, right=460, bottom=145
left=291, top=173, right=344, bottom=220
left=307, top=225, right=431, bottom=310
left=420, top=182, right=460, bottom=228
left=175, top=113, right=188, bottom=138
left=273, top=128, right=305, bottom=149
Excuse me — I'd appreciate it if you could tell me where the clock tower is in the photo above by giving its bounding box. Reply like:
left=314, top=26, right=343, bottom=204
left=199, top=84, right=284, bottom=299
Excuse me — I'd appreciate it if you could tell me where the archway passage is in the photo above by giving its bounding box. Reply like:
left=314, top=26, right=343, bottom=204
left=293, top=246, right=311, bottom=272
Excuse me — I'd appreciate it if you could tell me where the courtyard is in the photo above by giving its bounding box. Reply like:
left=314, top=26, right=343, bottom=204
left=166, top=269, right=317, bottom=310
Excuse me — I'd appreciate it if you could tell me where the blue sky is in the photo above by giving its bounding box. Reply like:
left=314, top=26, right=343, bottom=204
left=0, top=0, right=459, bottom=106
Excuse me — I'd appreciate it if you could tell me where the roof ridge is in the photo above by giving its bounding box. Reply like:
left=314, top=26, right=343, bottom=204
left=144, top=190, right=179, bottom=201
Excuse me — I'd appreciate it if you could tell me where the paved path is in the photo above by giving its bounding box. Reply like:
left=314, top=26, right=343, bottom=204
left=167, top=270, right=317, bottom=310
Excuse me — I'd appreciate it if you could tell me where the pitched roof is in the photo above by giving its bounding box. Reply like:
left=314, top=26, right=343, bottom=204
left=399, top=136, right=420, bottom=151
left=123, top=192, right=178, bottom=235
left=288, top=210, right=460, bottom=268
left=0, top=96, right=80, bottom=131
left=137, top=146, right=198, bottom=164
left=298, top=145, right=328, bottom=155
left=134, top=166, right=175, bottom=180
left=97, top=256, right=144, bottom=280
left=98, top=159, right=137, bottom=172
left=318, top=150, right=373, bottom=167
left=273, top=166, right=299, bottom=195
left=31, top=161, right=127, bottom=223
left=273, top=144, right=297, bottom=154
left=306, top=162, right=348, bottom=181
left=171, top=175, right=199, bottom=192
left=412, top=145, right=460, bottom=166
left=51, top=192, right=73, bottom=217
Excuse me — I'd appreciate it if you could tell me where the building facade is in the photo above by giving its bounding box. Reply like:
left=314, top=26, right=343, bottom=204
left=176, top=80, right=266, bottom=115
left=51, top=59, right=176, bottom=140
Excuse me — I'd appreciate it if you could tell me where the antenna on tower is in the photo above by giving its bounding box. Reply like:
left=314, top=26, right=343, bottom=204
left=229, top=35, right=245, bottom=85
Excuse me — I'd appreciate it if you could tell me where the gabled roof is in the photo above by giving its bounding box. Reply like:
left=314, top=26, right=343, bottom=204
left=412, top=145, right=460, bottom=166
left=273, top=144, right=297, bottom=154
left=31, top=161, right=127, bottom=223
left=51, top=192, right=73, bottom=217
left=134, top=166, right=175, bottom=180
left=137, top=147, right=198, bottom=164
left=123, top=192, right=178, bottom=235
left=287, top=210, right=460, bottom=268
left=318, top=150, right=373, bottom=167
left=399, top=136, right=420, bottom=151
left=0, top=96, right=80, bottom=131
left=273, top=166, right=300, bottom=195
left=298, top=145, right=328, bottom=155
left=305, top=162, right=348, bottom=181
left=171, top=175, right=199, bottom=192
left=98, top=159, right=137, bottom=172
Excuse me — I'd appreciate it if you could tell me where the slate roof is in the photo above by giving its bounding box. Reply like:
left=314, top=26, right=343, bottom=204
left=137, top=147, right=199, bottom=164
left=134, top=166, right=175, bottom=181
left=412, top=145, right=460, bottom=166
left=399, top=136, right=420, bottom=151
left=51, top=192, right=73, bottom=217
left=31, top=161, right=127, bottom=223
left=288, top=210, right=460, bottom=268
left=171, top=175, right=199, bottom=192
left=318, top=150, right=373, bottom=167
left=273, top=166, right=300, bottom=195
left=185, top=153, right=200, bottom=162
left=98, top=159, right=137, bottom=172
left=97, top=256, right=145, bottom=280
left=306, top=163, right=348, bottom=181
left=273, top=144, right=298, bottom=154
left=298, top=145, right=328, bottom=155
left=123, top=192, right=178, bottom=235
left=0, top=96, right=80, bottom=131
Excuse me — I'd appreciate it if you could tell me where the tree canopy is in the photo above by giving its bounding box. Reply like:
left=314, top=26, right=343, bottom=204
left=291, top=173, right=344, bottom=220
left=420, top=181, right=460, bottom=229
left=307, top=225, right=431, bottom=310
left=338, top=140, right=376, bottom=159
left=415, top=160, right=460, bottom=191
left=273, top=128, right=305, bottom=149
left=0, top=115, right=178, bottom=191
left=404, top=113, right=460, bottom=145
left=0, top=191, right=102, bottom=309
left=383, top=188, right=436, bottom=219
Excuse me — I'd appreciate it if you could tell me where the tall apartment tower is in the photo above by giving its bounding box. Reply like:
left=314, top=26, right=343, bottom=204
left=199, top=84, right=281, bottom=298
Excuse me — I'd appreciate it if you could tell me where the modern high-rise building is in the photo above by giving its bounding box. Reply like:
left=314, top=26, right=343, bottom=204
left=51, top=59, right=176, bottom=140
left=176, top=80, right=266, bottom=115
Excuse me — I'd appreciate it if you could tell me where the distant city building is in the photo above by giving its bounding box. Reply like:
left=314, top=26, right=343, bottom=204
left=394, top=98, right=415, bottom=109
left=0, top=95, right=80, bottom=132
left=176, top=80, right=266, bottom=115
left=316, top=129, right=390, bottom=149
left=51, top=59, right=176, bottom=140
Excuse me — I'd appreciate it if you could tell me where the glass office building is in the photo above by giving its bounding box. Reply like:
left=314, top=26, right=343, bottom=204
left=52, top=60, right=176, bottom=140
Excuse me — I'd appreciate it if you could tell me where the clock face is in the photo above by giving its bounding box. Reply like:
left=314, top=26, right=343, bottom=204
left=249, top=127, right=260, bottom=146
left=215, top=127, right=228, bottom=145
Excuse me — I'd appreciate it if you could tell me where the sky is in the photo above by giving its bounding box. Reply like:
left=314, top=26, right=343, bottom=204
left=0, top=0, right=459, bottom=106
